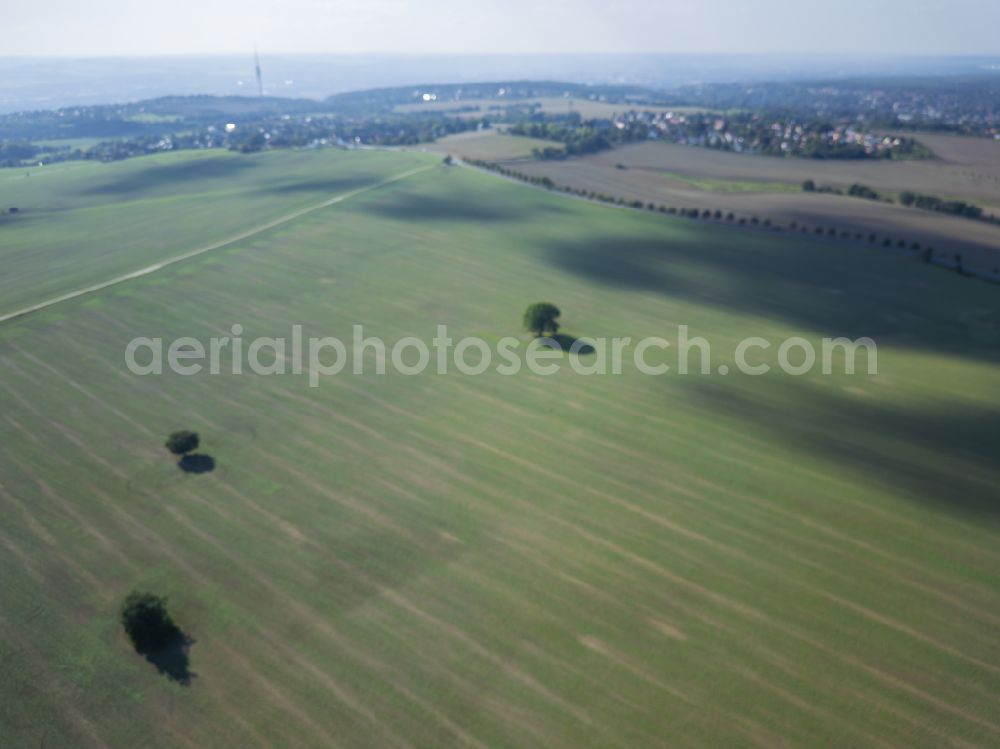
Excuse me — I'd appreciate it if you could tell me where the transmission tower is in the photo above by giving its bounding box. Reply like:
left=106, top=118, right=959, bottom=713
left=253, top=45, right=264, bottom=97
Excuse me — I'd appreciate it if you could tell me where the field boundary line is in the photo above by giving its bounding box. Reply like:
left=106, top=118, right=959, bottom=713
left=454, top=157, right=1000, bottom=284
left=0, top=164, right=433, bottom=325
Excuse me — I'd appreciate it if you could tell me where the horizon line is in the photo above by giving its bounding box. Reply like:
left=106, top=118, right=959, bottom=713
left=3, top=51, right=1000, bottom=61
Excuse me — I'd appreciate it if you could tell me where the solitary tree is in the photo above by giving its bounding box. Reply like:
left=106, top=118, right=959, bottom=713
left=165, top=430, right=199, bottom=458
left=523, top=302, right=561, bottom=337
left=802, top=179, right=816, bottom=192
left=121, top=591, right=182, bottom=654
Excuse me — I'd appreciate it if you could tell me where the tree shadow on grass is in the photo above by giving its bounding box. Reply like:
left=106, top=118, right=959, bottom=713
left=141, top=634, right=196, bottom=686
left=537, top=334, right=596, bottom=355
left=178, top=454, right=215, bottom=474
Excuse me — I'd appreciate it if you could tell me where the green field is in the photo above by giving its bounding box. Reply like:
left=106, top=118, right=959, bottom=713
left=1, top=148, right=999, bottom=748
left=652, top=170, right=802, bottom=193
left=0, top=148, right=430, bottom=316
left=429, top=131, right=564, bottom=162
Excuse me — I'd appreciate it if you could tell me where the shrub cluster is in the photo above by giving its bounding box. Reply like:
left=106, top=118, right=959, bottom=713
left=899, top=191, right=993, bottom=221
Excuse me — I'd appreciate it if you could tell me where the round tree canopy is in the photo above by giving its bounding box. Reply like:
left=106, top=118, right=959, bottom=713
left=165, top=430, right=199, bottom=456
left=523, top=302, right=561, bottom=337
left=120, top=591, right=182, bottom=653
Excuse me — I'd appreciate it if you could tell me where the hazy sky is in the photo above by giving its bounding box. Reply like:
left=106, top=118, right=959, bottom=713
left=4, top=0, right=1000, bottom=57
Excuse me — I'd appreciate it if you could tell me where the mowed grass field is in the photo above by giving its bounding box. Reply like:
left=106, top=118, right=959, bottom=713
left=0, top=147, right=431, bottom=316
left=1, top=149, right=1000, bottom=748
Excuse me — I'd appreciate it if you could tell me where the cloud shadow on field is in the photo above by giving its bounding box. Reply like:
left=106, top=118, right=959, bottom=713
left=361, top=190, right=565, bottom=224
left=262, top=176, right=376, bottom=195
left=87, top=157, right=258, bottom=196
left=542, top=231, right=1000, bottom=363
left=682, top=377, right=1000, bottom=517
